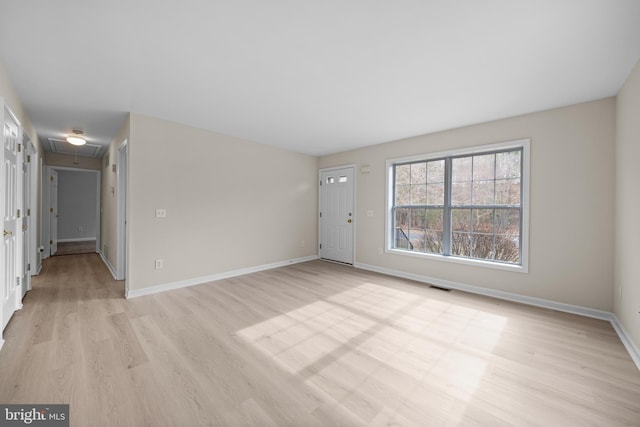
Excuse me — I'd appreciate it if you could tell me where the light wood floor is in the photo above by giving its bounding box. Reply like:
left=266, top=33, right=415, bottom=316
left=1, top=255, right=639, bottom=426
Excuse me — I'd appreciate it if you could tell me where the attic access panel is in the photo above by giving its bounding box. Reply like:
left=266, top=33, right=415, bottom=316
left=47, top=138, right=103, bottom=158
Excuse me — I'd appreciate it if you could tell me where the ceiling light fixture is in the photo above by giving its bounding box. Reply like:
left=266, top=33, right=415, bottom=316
left=67, top=129, right=86, bottom=146
left=66, top=136, right=86, bottom=146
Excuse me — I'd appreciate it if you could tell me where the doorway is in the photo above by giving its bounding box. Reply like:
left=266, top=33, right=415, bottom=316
left=42, top=166, right=101, bottom=258
left=319, top=166, right=355, bottom=264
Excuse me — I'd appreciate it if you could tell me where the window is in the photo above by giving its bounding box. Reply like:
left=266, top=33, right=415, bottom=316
left=387, top=140, right=529, bottom=270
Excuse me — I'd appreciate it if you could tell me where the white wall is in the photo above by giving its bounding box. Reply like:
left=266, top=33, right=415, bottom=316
left=127, top=114, right=318, bottom=292
left=319, top=98, right=616, bottom=311
left=615, top=60, right=640, bottom=352
left=57, top=170, right=98, bottom=241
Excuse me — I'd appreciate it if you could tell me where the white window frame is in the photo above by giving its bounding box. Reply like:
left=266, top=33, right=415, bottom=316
left=385, top=138, right=530, bottom=273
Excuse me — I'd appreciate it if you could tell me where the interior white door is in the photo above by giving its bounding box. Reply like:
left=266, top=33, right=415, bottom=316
left=2, top=106, right=21, bottom=329
left=21, top=141, right=31, bottom=297
left=319, top=167, right=354, bottom=264
left=50, top=169, right=58, bottom=256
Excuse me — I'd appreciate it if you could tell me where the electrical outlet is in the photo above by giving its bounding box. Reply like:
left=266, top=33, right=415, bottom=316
left=155, top=209, right=167, bottom=218
left=377, top=248, right=383, bottom=255
left=78, top=225, right=84, bottom=232
left=155, top=259, right=164, bottom=269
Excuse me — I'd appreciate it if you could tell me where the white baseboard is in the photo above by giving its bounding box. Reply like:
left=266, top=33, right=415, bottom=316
left=99, top=250, right=118, bottom=280
left=57, top=237, right=97, bottom=243
left=0, top=337, right=4, bottom=352
left=126, top=255, right=319, bottom=299
left=610, top=314, right=640, bottom=370
left=355, top=262, right=640, bottom=370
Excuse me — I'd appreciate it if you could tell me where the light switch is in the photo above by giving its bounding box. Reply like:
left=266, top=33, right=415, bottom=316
left=367, top=210, right=374, bottom=217
left=155, top=208, right=167, bottom=218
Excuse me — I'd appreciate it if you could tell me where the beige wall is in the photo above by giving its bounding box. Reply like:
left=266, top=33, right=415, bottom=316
left=101, top=115, right=130, bottom=272
left=45, top=152, right=101, bottom=170
left=615, top=60, right=640, bottom=351
left=0, top=61, right=39, bottom=149
left=319, top=98, right=616, bottom=311
left=127, top=114, right=318, bottom=291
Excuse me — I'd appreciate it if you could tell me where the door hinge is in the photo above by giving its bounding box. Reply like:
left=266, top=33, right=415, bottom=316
left=50, top=175, right=53, bottom=181
left=18, top=143, right=21, bottom=152
left=16, top=277, right=20, bottom=286
left=319, top=180, right=322, bottom=186
left=319, top=243, right=322, bottom=249
left=50, top=240, right=53, bottom=245
left=50, top=207, right=53, bottom=213
left=27, top=155, right=31, bottom=162
left=319, top=212, right=322, bottom=218
left=27, top=263, right=31, bottom=271
left=27, top=208, right=30, bottom=216
left=17, top=209, right=20, bottom=218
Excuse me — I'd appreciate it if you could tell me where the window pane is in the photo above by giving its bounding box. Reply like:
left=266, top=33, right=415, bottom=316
left=495, top=178, right=520, bottom=205
left=451, top=209, right=471, bottom=232
left=410, top=184, right=427, bottom=204
left=471, top=233, right=495, bottom=260
left=395, top=184, right=410, bottom=205
left=411, top=162, right=427, bottom=184
left=472, top=180, right=495, bottom=205
left=496, top=151, right=521, bottom=179
left=495, top=209, right=520, bottom=263
left=495, top=209, right=520, bottom=234
left=426, top=182, right=444, bottom=205
left=408, top=208, right=426, bottom=251
left=409, top=207, right=427, bottom=230
left=451, top=232, right=471, bottom=257
left=451, top=182, right=471, bottom=205
left=472, top=209, right=494, bottom=233
left=396, top=164, right=410, bottom=185
left=394, top=208, right=410, bottom=249
left=427, top=160, right=445, bottom=183
left=452, top=157, right=472, bottom=182
left=426, top=208, right=444, bottom=231
left=425, top=230, right=443, bottom=254
left=473, top=153, right=495, bottom=181
left=339, top=176, right=347, bottom=183
left=495, top=236, right=519, bottom=263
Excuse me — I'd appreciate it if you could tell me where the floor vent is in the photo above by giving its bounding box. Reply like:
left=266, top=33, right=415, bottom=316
left=430, top=285, right=452, bottom=292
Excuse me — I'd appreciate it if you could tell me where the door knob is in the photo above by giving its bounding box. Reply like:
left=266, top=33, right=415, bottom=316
left=347, top=219, right=352, bottom=223
left=3, top=230, right=12, bottom=236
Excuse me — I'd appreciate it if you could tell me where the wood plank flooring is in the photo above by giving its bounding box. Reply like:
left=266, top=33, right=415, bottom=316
left=1, top=254, right=639, bottom=426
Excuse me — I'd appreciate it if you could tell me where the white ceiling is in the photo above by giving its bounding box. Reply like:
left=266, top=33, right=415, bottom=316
left=1, top=1, right=639, bottom=156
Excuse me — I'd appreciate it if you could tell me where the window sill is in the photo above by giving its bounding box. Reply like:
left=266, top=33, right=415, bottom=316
left=386, top=248, right=528, bottom=273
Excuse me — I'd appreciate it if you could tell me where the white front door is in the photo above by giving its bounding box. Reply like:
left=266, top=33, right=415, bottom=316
left=50, top=169, right=58, bottom=256
left=2, top=106, right=22, bottom=330
left=319, top=167, right=354, bottom=264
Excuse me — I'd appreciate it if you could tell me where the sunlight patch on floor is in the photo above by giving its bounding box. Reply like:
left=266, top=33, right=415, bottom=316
left=236, top=282, right=508, bottom=421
